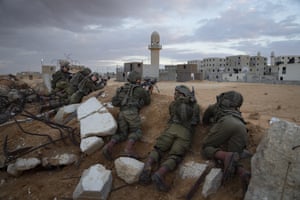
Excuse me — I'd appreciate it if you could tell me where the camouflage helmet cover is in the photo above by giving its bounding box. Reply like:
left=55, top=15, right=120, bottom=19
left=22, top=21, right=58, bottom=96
left=217, top=90, right=243, bottom=108
left=127, top=71, right=142, bottom=83
left=82, top=67, right=92, bottom=76
left=91, top=72, right=99, bottom=80
left=175, top=85, right=191, bottom=97
left=59, top=60, right=70, bottom=69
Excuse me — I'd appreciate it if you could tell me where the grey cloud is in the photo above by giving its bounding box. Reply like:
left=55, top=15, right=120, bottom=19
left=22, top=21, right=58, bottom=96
left=192, top=1, right=300, bottom=42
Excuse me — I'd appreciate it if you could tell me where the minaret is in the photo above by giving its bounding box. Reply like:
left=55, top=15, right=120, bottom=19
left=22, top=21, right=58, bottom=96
left=148, top=31, right=162, bottom=67
left=271, top=51, right=275, bottom=66
left=147, top=31, right=162, bottom=79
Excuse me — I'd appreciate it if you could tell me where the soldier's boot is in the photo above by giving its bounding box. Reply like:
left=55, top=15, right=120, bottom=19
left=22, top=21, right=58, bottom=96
left=237, top=166, right=251, bottom=194
left=214, top=150, right=240, bottom=183
left=151, top=166, right=170, bottom=192
left=139, top=157, right=155, bottom=185
left=121, top=139, right=139, bottom=159
left=102, top=139, right=117, bottom=161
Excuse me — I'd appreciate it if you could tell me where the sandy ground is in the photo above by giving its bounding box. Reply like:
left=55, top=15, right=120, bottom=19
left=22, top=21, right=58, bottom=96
left=0, top=79, right=299, bottom=200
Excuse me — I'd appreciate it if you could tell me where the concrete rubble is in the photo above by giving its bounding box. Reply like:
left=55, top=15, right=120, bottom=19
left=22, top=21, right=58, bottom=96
left=202, top=168, right=223, bottom=198
left=80, top=136, right=104, bottom=155
left=73, top=164, right=112, bottom=200
left=75, top=97, right=117, bottom=155
left=114, top=157, right=144, bottom=184
left=245, top=118, right=300, bottom=200
left=42, top=153, right=78, bottom=167
left=179, top=161, right=208, bottom=179
left=7, top=157, right=41, bottom=176
left=77, top=97, right=117, bottom=138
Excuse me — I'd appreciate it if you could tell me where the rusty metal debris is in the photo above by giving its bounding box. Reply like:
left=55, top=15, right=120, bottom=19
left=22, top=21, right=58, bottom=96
left=2, top=109, right=80, bottom=166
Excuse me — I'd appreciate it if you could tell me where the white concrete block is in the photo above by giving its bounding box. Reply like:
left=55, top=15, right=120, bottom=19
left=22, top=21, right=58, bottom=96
left=14, top=157, right=41, bottom=171
left=80, top=112, right=117, bottom=138
left=80, top=136, right=104, bottom=155
left=202, top=168, right=223, bottom=198
left=179, top=161, right=208, bottom=179
left=73, top=164, right=112, bottom=200
left=7, top=163, right=22, bottom=176
left=77, top=97, right=105, bottom=120
left=114, top=157, right=144, bottom=184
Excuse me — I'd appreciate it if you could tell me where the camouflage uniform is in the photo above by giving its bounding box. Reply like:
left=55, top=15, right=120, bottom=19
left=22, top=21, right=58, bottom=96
left=139, top=85, right=200, bottom=192
left=202, top=91, right=248, bottom=159
left=66, top=67, right=91, bottom=96
left=201, top=91, right=251, bottom=191
left=148, top=86, right=200, bottom=170
left=111, top=73, right=151, bottom=142
left=69, top=72, right=103, bottom=104
left=51, top=60, right=71, bottom=93
left=102, top=71, right=151, bottom=160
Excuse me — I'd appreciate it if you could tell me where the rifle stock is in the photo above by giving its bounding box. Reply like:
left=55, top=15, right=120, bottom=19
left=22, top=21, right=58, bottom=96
left=185, top=164, right=213, bottom=200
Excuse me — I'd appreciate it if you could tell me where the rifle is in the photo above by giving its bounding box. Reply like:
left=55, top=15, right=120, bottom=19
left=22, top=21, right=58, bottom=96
left=184, top=162, right=214, bottom=200
left=141, top=78, right=160, bottom=94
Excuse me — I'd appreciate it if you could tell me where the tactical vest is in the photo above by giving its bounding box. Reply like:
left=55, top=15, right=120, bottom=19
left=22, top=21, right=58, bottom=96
left=112, top=83, right=140, bottom=108
left=169, top=97, right=194, bottom=129
left=214, top=104, right=246, bottom=124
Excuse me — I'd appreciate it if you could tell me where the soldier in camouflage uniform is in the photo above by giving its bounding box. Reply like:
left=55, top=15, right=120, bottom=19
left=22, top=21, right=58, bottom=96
left=139, top=85, right=200, bottom=192
left=69, top=72, right=103, bottom=104
left=51, top=60, right=71, bottom=93
left=201, top=90, right=251, bottom=192
left=102, top=71, right=151, bottom=160
left=66, top=67, right=91, bottom=96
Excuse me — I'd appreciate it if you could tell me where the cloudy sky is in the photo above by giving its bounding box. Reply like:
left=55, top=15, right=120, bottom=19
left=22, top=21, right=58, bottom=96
left=1, top=0, right=300, bottom=74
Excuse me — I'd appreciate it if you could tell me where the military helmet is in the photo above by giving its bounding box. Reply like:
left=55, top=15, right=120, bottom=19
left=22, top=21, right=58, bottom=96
left=91, top=72, right=99, bottom=80
left=217, top=90, right=243, bottom=108
left=175, top=85, right=191, bottom=97
left=59, top=60, right=70, bottom=69
left=127, top=71, right=142, bottom=83
left=82, top=67, right=91, bottom=76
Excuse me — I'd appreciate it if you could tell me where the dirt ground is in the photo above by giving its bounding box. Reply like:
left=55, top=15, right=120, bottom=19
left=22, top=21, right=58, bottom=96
left=0, top=79, right=300, bottom=200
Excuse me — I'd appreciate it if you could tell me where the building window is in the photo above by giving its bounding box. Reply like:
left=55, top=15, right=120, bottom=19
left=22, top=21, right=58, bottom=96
left=282, top=67, right=286, bottom=74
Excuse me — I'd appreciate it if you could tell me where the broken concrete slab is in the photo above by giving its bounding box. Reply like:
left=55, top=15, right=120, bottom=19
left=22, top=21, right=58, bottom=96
left=245, top=118, right=300, bottom=200
left=202, top=168, right=223, bottom=198
left=73, top=164, right=112, bottom=200
left=80, top=136, right=104, bottom=155
left=114, top=157, right=144, bottom=184
left=179, top=161, right=208, bottom=179
left=77, top=97, right=106, bottom=120
left=77, top=97, right=117, bottom=138
left=80, top=112, right=117, bottom=138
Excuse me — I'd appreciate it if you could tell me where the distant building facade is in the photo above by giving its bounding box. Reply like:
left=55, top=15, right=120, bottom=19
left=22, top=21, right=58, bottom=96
left=275, top=55, right=300, bottom=81
left=16, top=71, right=42, bottom=80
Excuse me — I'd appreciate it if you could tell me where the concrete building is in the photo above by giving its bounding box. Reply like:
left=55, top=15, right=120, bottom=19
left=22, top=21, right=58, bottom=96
left=188, top=60, right=204, bottom=79
left=275, top=55, right=300, bottom=81
left=201, top=57, right=226, bottom=81
left=176, top=64, right=198, bottom=82
left=159, top=65, right=177, bottom=81
left=249, top=52, right=267, bottom=76
left=116, top=62, right=143, bottom=82
left=226, top=55, right=250, bottom=73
